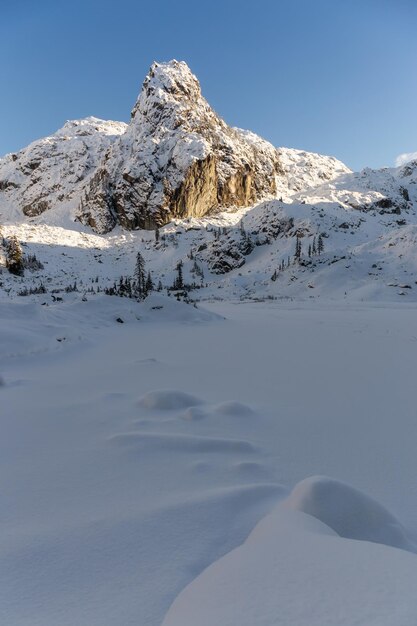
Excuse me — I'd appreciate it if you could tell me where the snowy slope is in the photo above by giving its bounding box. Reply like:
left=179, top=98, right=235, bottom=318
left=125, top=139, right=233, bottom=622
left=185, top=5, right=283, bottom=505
left=0, top=117, right=127, bottom=225
left=276, top=146, right=352, bottom=197
left=1, top=169, right=417, bottom=304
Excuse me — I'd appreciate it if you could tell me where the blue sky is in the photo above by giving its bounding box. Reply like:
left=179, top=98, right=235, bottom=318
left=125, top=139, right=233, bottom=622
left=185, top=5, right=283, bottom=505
left=1, top=0, right=416, bottom=170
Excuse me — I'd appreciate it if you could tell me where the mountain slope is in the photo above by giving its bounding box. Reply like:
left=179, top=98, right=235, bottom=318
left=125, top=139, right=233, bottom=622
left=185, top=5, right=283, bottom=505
left=0, top=117, right=127, bottom=224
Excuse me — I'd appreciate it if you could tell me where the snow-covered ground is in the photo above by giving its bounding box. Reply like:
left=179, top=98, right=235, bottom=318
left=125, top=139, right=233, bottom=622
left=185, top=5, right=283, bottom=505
left=2, top=295, right=417, bottom=625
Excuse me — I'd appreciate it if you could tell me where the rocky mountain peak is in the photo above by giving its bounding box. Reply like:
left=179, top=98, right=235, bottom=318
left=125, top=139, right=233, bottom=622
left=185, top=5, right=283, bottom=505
left=77, top=60, right=283, bottom=233
left=131, top=60, right=202, bottom=120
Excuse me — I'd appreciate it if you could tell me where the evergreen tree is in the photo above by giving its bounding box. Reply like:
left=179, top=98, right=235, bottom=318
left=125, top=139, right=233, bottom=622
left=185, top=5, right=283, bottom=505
left=134, top=252, right=146, bottom=299
left=312, top=236, right=317, bottom=255
left=308, top=244, right=312, bottom=258
left=6, top=236, right=24, bottom=275
left=145, top=271, right=154, bottom=294
left=118, top=276, right=126, bottom=297
left=174, top=260, right=184, bottom=290
left=294, top=234, right=302, bottom=261
left=240, top=230, right=254, bottom=256
left=125, top=276, right=132, bottom=298
left=317, top=234, right=324, bottom=255
left=155, top=227, right=160, bottom=243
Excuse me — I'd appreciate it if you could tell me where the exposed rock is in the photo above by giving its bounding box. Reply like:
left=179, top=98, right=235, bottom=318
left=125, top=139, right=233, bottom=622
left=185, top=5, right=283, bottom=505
left=205, top=239, right=246, bottom=274
left=23, top=198, right=51, bottom=217
left=196, top=210, right=293, bottom=275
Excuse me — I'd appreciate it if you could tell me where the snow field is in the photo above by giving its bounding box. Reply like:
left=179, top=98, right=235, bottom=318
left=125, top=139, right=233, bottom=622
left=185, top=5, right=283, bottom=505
left=1, top=297, right=417, bottom=625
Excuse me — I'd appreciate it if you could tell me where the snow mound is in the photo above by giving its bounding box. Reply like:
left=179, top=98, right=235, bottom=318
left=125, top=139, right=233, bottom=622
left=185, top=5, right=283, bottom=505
left=232, top=461, right=272, bottom=480
left=139, top=390, right=203, bottom=410
left=109, top=432, right=256, bottom=454
left=284, top=475, right=415, bottom=551
left=162, top=504, right=417, bottom=626
left=214, top=401, right=254, bottom=416
left=180, top=406, right=208, bottom=421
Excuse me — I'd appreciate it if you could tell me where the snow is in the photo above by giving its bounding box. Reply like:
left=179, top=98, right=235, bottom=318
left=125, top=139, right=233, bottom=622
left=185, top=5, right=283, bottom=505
left=0, top=116, right=127, bottom=224
left=396, top=151, right=417, bottom=167
left=2, top=298, right=417, bottom=625
left=276, top=146, right=352, bottom=198
left=162, top=506, right=417, bottom=626
left=284, top=475, right=416, bottom=551
left=139, top=389, right=204, bottom=410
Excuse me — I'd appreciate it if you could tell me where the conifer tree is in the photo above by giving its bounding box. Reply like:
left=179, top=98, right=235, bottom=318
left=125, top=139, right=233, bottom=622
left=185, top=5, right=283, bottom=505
left=145, top=271, right=154, bottom=294
left=6, top=236, right=24, bottom=275
left=294, top=234, right=302, bottom=261
left=125, top=276, right=132, bottom=298
left=134, top=252, right=146, bottom=299
left=174, top=259, right=184, bottom=290
left=317, top=234, right=324, bottom=255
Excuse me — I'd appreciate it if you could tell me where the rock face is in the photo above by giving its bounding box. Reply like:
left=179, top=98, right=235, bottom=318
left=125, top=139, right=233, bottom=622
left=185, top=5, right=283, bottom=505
left=0, top=118, right=127, bottom=221
left=78, top=60, right=283, bottom=232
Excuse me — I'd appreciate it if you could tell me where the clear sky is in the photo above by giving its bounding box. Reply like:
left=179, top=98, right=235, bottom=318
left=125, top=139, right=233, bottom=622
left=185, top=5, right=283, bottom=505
left=1, top=0, right=416, bottom=170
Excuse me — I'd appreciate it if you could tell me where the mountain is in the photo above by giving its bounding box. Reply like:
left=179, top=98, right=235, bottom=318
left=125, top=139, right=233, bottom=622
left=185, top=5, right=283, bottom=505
left=78, top=60, right=285, bottom=233
left=0, top=61, right=285, bottom=233
left=1, top=59, right=417, bottom=303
